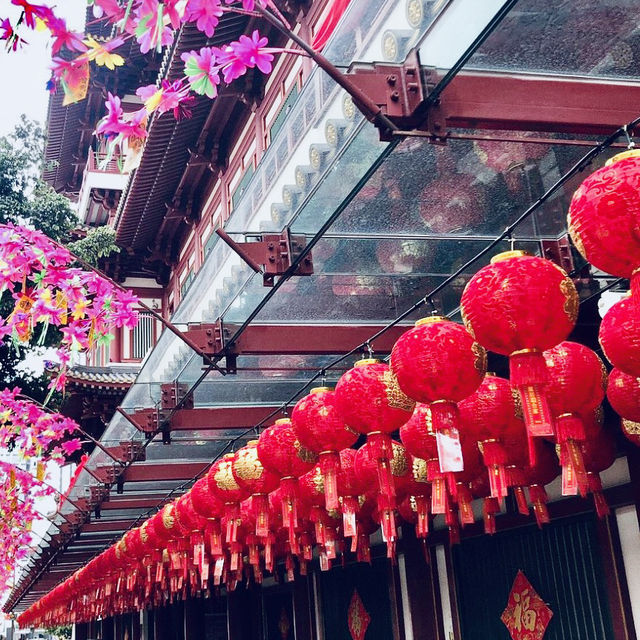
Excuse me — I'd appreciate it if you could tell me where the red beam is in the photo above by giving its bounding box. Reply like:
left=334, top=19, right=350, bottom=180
left=171, top=405, right=282, bottom=430
left=441, top=71, right=640, bottom=135
left=122, top=461, right=209, bottom=483
left=82, top=519, right=136, bottom=533
left=101, top=495, right=166, bottom=510
left=229, top=323, right=409, bottom=355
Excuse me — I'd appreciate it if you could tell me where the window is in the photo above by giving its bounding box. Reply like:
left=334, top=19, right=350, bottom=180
left=132, top=311, right=155, bottom=359
left=269, top=84, right=299, bottom=142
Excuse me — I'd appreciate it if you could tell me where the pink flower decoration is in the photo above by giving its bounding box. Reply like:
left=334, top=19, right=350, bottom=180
left=181, top=46, right=221, bottom=98
left=219, top=30, right=273, bottom=83
left=184, top=0, right=223, bottom=37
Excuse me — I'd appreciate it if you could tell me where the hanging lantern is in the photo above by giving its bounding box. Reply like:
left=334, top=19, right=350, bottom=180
left=461, top=251, right=578, bottom=442
left=543, top=341, right=606, bottom=496
left=207, top=453, right=249, bottom=546
left=257, top=417, right=317, bottom=554
left=190, top=477, right=224, bottom=559
left=405, top=457, right=431, bottom=538
left=599, top=295, right=640, bottom=377
left=334, top=359, right=414, bottom=514
left=391, top=316, right=486, bottom=473
left=354, top=439, right=412, bottom=557
left=231, top=441, right=280, bottom=538
left=292, top=387, right=358, bottom=511
left=458, top=375, right=525, bottom=499
left=568, top=150, right=640, bottom=293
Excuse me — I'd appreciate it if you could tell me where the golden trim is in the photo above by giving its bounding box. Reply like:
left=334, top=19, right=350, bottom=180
left=275, top=417, right=291, bottom=425
left=355, top=358, right=382, bottom=366
left=490, top=250, right=530, bottom=264
left=510, top=348, right=540, bottom=356
left=415, top=316, right=448, bottom=326
left=605, top=149, right=640, bottom=166
left=310, top=386, right=333, bottom=394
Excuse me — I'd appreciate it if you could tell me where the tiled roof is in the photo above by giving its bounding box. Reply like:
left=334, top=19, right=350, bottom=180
left=65, top=364, right=139, bottom=388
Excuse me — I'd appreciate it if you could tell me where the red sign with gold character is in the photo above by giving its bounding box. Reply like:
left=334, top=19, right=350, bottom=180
left=348, top=589, right=371, bottom=640
left=501, top=571, right=553, bottom=640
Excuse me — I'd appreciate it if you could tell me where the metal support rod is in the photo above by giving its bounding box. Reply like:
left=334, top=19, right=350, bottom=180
left=255, top=5, right=399, bottom=136
left=40, top=236, right=227, bottom=375
left=215, top=228, right=263, bottom=273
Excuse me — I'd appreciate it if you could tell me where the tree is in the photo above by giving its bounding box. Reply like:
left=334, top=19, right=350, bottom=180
left=0, top=118, right=119, bottom=403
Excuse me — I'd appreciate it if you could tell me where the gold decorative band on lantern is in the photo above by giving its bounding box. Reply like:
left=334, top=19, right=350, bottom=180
left=275, top=417, right=291, bottom=425
left=510, top=347, right=540, bottom=357
left=310, top=386, right=333, bottom=393
left=354, top=358, right=382, bottom=366
left=415, top=316, right=448, bottom=326
left=490, top=250, right=530, bottom=264
left=605, top=148, right=640, bottom=166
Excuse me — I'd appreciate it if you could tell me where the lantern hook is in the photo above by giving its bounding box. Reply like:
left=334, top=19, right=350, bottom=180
left=364, top=341, right=374, bottom=358
left=622, top=124, right=636, bottom=149
left=426, top=296, right=439, bottom=315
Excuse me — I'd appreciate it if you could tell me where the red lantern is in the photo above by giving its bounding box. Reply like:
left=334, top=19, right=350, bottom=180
left=292, top=387, right=358, bottom=511
left=419, top=176, right=486, bottom=233
left=231, top=440, right=280, bottom=538
left=354, top=439, right=412, bottom=556
left=190, top=477, right=224, bottom=558
left=544, top=341, right=606, bottom=495
left=400, top=404, right=451, bottom=515
left=599, top=295, right=640, bottom=376
left=334, top=359, right=414, bottom=514
left=207, top=453, right=249, bottom=546
left=461, top=251, right=578, bottom=441
left=458, top=375, right=524, bottom=499
left=391, top=316, right=486, bottom=473
left=257, top=417, right=317, bottom=553
left=568, top=150, right=640, bottom=292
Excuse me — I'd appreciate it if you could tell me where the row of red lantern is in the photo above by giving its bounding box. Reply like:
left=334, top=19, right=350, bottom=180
left=19, top=353, right=618, bottom=628
left=21, top=147, right=640, bottom=627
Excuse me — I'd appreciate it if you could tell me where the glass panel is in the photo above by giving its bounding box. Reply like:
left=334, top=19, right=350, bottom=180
left=466, top=0, right=640, bottom=79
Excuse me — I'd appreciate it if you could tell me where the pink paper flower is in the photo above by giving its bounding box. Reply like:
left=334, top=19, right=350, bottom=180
left=184, top=0, right=223, bottom=37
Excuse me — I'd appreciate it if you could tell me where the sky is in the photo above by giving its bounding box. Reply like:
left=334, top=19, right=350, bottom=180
left=0, top=1, right=86, bottom=137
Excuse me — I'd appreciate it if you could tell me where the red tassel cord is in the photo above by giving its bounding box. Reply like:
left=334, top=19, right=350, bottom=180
left=506, top=466, right=529, bottom=515
left=319, top=451, right=341, bottom=511
left=430, top=401, right=464, bottom=473
left=528, top=484, right=550, bottom=528
left=414, top=495, right=430, bottom=537
left=251, top=494, right=270, bottom=538
left=455, top=483, right=475, bottom=525
left=555, top=413, right=588, bottom=495
left=480, top=439, right=509, bottom=498
left=369, top=431, right=396, bottom=507
left=223, top=503, right=240, bottom=545
left=427, top=458, right=448, bottom=514
left=280, top=477, right=300, bottom=555
left=377, top=493, right=398, bottom=559
left=341, top=495, right=359, bottom=539
left=588, top=472, right=610, bottom=518
left=510, top=350, right=554, bottom=437
left=483, top=497, right=501, bottom=535
left=206, top=518, right=223, bottom=556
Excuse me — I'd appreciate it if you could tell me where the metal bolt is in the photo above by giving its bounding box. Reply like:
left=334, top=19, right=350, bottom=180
left=390, top=91, right=400, bottom=102
left=386, top=74, right=397, bottom=85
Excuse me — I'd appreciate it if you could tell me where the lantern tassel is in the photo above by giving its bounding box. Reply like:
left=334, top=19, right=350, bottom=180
left=252, top=494, right=270, bottom=538
left=369, top=432, right=396, bottom=505
left=414, top=495, right=430, bottom=537
left=341, top=496, right=359, bottom=539
left=480, top=440, right=509, bottom=498
left=510, top=350, right=554, bottom=437
left=280, top=477, right=300, bottom=555
left=427, top=458, right=448, bottom=514
left=483, top=497, right=500, bottom=535
left=319, top=451, right=341, bottom=511
left=588, top=473, right=610, bottom=519
left=528, top=484, right=550, bottom=528
left=456, top=483, right=475, bottom=525
left=430, top=401, right=464, bottom=473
